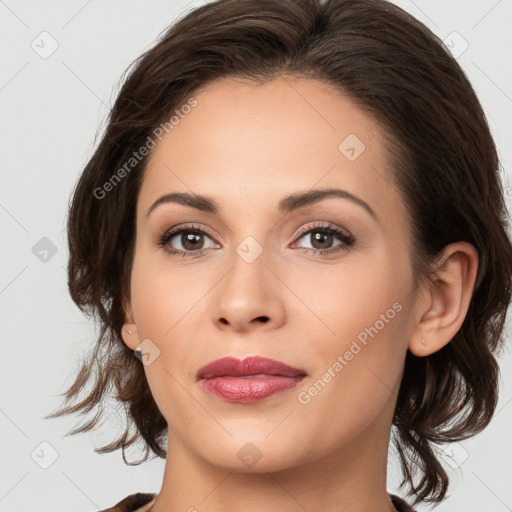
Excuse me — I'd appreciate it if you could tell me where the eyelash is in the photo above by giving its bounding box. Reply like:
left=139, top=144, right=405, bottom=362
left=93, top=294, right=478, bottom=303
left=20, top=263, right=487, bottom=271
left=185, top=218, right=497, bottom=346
left=157, top=222, right=355, bottom=258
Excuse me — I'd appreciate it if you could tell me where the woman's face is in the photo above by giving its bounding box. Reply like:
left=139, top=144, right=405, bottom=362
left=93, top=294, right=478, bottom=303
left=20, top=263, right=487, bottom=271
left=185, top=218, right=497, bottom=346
left=125, top=76, right=420, bottom=471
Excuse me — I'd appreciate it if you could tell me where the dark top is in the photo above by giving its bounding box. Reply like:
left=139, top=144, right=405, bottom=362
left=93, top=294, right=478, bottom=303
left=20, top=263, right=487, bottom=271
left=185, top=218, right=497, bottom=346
left=99, top=492, right=417, bottom=511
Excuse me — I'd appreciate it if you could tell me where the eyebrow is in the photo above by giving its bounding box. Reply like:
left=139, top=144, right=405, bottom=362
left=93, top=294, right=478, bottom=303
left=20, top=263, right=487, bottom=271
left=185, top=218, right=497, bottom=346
left=146, top=187, right=378, bottom=221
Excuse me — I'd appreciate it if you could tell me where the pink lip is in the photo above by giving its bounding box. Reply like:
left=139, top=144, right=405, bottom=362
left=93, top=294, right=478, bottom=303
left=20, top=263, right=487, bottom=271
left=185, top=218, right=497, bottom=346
left=197, top=356, right=307, bottom=403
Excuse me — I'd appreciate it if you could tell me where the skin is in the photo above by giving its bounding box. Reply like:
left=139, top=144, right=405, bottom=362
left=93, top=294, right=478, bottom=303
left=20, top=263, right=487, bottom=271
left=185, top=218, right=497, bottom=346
left=120, top=76, right=478, bottom=512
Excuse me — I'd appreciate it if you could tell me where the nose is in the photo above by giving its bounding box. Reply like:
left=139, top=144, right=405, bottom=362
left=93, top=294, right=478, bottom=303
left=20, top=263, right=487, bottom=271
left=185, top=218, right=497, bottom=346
left=211, top=248, right=286, bottom=333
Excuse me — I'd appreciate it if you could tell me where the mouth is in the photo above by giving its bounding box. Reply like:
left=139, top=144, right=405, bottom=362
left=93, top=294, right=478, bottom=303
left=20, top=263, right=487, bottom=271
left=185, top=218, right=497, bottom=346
left=197, top=356, right=307, bottom=403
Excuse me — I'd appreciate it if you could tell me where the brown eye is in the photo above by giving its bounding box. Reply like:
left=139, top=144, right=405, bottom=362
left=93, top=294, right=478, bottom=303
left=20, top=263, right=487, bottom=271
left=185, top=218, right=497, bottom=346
left=158, top=224, right=220, bottom=256
left=293, top=223, right=354, bottom=256
left=179, top=231, right=205, bottom=250
left=308, top=230, right=334, bottom=250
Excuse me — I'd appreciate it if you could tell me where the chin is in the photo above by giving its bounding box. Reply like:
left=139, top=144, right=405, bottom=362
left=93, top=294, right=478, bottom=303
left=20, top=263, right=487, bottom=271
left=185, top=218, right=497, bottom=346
left=196, top=436, right=304, bottom=473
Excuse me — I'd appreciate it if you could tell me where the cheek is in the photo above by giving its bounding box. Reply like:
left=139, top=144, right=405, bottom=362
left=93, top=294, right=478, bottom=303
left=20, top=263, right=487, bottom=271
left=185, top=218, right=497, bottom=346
left=294, top=281, right=409, bottom=452
left=296, top=251, right=411, bottom=403
left=130, top=244, right=206, bottom=341
left=297, top=251, right=408, bottom=344
left=128, top=247, right=201, bottom=388
left=129, top=249, right=203, bottom=422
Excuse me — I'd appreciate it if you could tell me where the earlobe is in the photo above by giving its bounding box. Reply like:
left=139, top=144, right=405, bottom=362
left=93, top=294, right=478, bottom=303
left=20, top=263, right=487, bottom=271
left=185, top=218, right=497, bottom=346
left=121, top=322, right=140, bottom=350
left=409, top=325, right=433, bottom=357
left=409, top=242, right=479, bottom=357
left=121, top=298, right=140, bottom=350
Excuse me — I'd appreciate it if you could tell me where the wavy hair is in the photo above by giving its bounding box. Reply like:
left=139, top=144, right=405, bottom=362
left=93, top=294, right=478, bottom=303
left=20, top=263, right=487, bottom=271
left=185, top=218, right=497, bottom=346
left=45, top=0, right=512, bottom=506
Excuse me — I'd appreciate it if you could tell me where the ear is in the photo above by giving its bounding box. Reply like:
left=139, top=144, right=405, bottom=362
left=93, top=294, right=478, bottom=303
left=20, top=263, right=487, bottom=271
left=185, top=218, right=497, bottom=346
left=120, top=298, right=141, bottom=351
left=409, top=241, right=479, bottom=357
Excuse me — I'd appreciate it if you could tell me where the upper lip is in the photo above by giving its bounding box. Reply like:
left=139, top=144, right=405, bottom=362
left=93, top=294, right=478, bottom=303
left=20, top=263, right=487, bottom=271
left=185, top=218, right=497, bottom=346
left=196, top=356, right=307, bottom=380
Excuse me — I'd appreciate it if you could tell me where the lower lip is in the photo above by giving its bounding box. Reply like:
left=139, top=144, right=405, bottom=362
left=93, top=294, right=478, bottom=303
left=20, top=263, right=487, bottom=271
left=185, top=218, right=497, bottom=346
left=200, top=375, right=305, bottom=403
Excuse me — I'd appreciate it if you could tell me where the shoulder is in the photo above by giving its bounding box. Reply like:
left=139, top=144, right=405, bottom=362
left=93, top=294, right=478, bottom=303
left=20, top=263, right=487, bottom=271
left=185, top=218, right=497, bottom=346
left=99, top=493, right=158, bottom=512
left=390, top=493, right=417, bottom=512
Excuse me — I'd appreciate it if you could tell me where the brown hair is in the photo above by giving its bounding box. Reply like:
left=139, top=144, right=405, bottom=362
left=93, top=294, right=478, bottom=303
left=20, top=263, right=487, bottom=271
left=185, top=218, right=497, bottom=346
left=45, top=0, right=512, bottom=506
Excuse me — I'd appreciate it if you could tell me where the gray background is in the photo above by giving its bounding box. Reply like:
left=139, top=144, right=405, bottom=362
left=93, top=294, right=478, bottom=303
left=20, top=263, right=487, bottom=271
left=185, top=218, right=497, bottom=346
left=1, top=0, right=511, bottom=510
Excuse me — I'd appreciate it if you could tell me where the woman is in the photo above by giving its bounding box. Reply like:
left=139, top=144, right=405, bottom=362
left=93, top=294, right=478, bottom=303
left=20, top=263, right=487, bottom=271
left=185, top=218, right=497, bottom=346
left=46, top=0, right=512, bottom=510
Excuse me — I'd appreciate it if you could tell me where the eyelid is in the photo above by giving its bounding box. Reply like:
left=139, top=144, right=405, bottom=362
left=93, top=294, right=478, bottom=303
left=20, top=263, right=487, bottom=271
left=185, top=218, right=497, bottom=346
left=291, top=221, right=353, bottom=242
left=155, top=222, right=227, bottom=250
left=157, top=221, right=352, bottom=245
left=157, top=222, right=220, bottom=246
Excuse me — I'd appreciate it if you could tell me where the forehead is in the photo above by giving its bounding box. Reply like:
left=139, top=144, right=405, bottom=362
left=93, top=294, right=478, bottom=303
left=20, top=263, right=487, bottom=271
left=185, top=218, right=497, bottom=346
left=138, top=76, right=398, bottom=219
